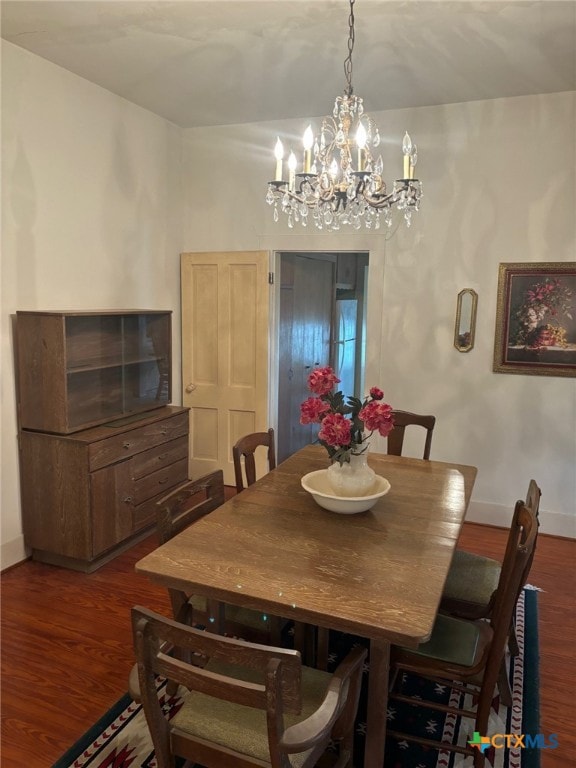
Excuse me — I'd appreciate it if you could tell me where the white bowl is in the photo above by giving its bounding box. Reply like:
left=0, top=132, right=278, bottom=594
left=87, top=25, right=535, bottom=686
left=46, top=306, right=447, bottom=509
left=301, top=470, right=391, bottom=514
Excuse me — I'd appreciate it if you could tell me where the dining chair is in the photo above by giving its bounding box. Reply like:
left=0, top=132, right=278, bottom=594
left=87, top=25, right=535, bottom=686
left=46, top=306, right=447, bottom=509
left=233, top=428, right=276, bottom=493
left=387, top=496, right=538, bottom=768
left=442, top=479, right=541, bottom=618
left=388, top=410, right=436, bottom=460
left=440, top=479, right=541, bottom=704
left=156, top=472, right=283, bottom=646
left=232, top=428, right=312, bottom=660
left=131, top=605, right=367, bottom=768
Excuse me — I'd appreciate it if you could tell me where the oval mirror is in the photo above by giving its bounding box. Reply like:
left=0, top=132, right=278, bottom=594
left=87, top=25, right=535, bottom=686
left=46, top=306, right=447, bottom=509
left=454, top=289, right=478, bottom=352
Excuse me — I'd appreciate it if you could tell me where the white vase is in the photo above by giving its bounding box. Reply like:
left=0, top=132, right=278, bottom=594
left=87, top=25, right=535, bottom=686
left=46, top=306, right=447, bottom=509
left=326, top=448, right=377, bottom=497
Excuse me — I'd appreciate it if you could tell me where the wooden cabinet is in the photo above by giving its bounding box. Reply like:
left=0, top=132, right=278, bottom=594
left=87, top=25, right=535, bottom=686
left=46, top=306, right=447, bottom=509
left=16, top=310, right=172, bottom=433
left=19, top=407, right=189, bottom=571
left=15, top=310, right=188, bottom=571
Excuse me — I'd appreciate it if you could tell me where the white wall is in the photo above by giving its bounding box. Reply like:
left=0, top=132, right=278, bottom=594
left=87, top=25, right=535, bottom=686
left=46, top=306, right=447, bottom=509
left=2, top=40, right=575, bottom=572
left=1, top=41, right=184, bottom=568
left=181, top=91, right=576, bottom=537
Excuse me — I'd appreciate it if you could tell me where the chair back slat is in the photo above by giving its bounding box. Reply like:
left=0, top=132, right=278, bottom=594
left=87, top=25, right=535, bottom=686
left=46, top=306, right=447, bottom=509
left=232, top=428, right=276, bottom=493
left=133, top=606, right=302, bottom=713
left=156, top=471, right=225, bottom=545
left=490, top=502, right=537, bottom=632
left=521, top=479, right=541, bottom=589
left=481, top=501, right=538, bottom=701
left=497, top=479, right=541, bottom=607
left=388, top=410, right=436, bottom=460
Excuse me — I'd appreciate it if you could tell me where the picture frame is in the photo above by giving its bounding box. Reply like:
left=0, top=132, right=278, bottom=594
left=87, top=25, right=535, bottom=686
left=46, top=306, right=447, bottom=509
left=493, top=262, right=576, bottom=378
left=454, top=288, right=478, bottom=353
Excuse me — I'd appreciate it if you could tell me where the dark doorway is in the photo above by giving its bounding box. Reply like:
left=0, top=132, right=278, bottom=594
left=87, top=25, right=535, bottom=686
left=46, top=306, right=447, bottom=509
left=277, top=251, right=368, bottom=462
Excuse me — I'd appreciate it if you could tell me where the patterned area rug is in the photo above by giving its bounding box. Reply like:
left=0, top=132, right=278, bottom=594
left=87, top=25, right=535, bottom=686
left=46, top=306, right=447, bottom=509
left=53, top=589, right=540, bottom=768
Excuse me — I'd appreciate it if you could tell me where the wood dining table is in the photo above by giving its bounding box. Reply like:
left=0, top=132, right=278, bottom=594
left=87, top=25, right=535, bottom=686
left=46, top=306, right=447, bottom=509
left=135, top=444, right=477, bottom=768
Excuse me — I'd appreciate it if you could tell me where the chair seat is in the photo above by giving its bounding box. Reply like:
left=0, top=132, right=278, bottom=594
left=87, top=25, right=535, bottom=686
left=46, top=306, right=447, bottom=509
left=408, top=614, right=484, bottom=667
left=171, top=660, right=333, bottom=767
left=442, top=550, right=501, bottom=613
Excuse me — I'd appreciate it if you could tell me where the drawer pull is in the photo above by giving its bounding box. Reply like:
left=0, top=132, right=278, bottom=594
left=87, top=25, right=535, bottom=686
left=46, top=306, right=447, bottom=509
left=158, top=478, right=169, bottom=485
left=123, top=442, right=131, bottom=449
left=157, top=453, right=167, bottom=460
left=160, top=429, right=168, bottom=436
left=123, top=495, right=133, bottom=504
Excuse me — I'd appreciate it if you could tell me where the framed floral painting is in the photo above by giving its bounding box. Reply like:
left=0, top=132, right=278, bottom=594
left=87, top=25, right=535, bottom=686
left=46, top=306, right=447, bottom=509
left=493, top=262, right=576, bottom=377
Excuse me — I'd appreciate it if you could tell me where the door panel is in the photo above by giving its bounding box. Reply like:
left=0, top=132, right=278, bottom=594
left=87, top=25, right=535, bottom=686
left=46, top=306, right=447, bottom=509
left=277, top=254, right=334, bottom=462
left=181, top=252, right=270, bottom=485
left=334, top=299, right=358, bottom=397
left=91, top=461, right=133, bottom=556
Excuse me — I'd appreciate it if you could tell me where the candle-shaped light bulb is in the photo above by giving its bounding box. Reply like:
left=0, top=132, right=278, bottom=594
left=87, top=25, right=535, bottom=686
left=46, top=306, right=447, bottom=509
left=274, top=138, right=284, bottom=181
left=288, top=150, right=297, bottom=192
left=402, top=131, right=412, bottom=179
left=303, top=125, right=313, bottom=173
left=409, top=143, right=418, bottom=180
left=356, top=122, right=367, bottom=171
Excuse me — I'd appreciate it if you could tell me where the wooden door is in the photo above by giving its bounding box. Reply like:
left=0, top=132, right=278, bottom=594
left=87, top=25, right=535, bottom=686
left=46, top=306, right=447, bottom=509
left=181, top=252, right=270, bottom=485
left=277, top=254, right=335, bottom=462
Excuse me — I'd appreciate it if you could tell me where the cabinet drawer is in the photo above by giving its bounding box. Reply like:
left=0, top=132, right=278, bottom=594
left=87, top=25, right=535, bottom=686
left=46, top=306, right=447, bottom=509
left=132, top=458, right=188, bottom=505
left=131, top=436, right=188, bottom=480
left=132, top=493, right=165, bottom=532
left=89, top=413, right=189, bottom=470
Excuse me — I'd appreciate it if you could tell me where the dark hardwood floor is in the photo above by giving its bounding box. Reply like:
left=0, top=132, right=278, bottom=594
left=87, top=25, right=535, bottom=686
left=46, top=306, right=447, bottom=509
left=1, top=515, right=574, bottom=767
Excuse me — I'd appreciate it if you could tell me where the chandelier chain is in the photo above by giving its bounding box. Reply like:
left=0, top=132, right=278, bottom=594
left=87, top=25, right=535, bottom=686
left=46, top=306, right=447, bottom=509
left=344, top=0, right=355, bottom=96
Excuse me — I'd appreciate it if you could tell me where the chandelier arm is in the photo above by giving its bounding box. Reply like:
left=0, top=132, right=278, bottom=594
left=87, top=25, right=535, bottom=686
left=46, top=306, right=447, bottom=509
left=280, top=188, right=306, bottom=204
left=360, top=186, right=420, bottom=209
left=360, top=192, right=396, bottom=209
left=316, top=186, right=338, bottom=203
left=299, top=176, right=338, bottom=205
left=280, top=181, right=333, bottom=206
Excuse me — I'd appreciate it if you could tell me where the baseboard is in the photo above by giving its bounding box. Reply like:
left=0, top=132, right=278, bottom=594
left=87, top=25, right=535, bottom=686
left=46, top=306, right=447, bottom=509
left=466, top=500, right=576, bottom=539
left=1, top=535, right=28, bottom=572
left=1, top=527, right=157, bottom=573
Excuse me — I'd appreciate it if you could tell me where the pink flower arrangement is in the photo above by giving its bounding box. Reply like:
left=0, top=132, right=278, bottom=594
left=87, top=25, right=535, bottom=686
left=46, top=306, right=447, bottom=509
left=512, top=277, right=573, bottom=347
left=300, top=366, right=395, bottom=464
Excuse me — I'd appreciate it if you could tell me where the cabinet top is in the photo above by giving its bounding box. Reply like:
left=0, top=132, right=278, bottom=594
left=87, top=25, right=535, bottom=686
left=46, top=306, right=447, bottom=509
left=16, top=310, right=172, bottom=316
left=20, top=406, right=189, bottom=443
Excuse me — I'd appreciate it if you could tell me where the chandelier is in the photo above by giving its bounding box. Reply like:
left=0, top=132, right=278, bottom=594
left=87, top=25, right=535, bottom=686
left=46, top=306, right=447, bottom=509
left=266, top=0, right=422, bottom=232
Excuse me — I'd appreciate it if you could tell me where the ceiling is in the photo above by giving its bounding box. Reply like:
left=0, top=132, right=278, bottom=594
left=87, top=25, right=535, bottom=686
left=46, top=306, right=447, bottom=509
left=2, top=1, right=575, bottom=129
